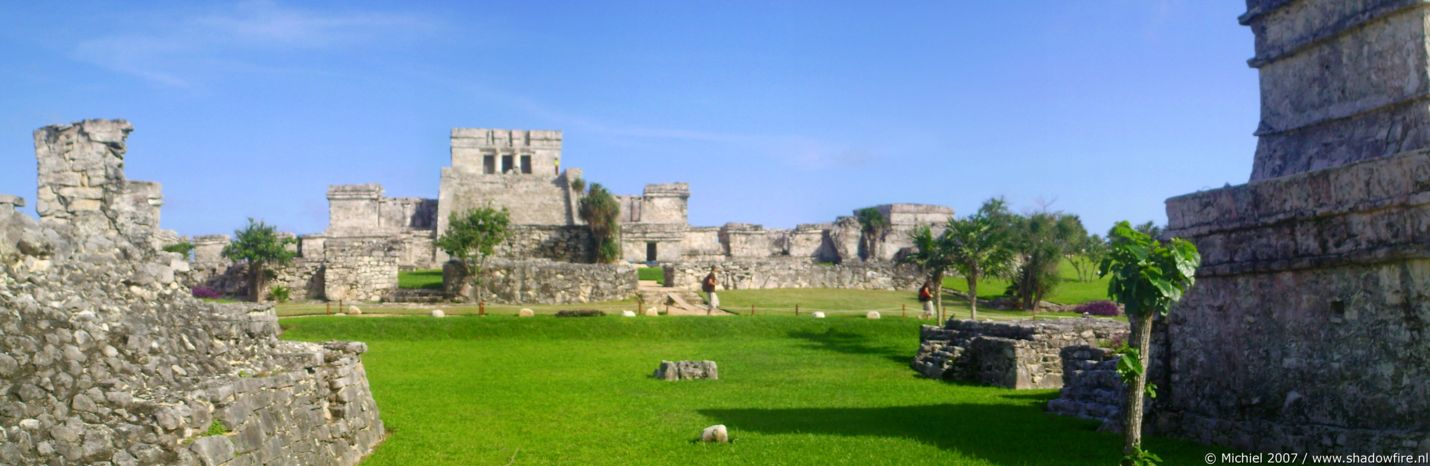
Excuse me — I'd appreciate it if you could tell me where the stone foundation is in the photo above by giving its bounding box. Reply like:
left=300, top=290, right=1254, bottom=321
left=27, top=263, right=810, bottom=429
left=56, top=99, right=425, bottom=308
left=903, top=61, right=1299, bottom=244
left=474, top=259, right=637, bottom=304
left=664, top=259, right=922, bottom=292
left=911, top=319, right=1126, bottom=389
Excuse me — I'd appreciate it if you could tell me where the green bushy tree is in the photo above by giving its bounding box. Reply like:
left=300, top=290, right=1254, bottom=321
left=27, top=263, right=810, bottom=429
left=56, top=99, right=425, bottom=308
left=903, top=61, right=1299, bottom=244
left=1007, top=212, right=1085, bottom=310
left=945, top=198, right=1017, bottom=320
left=221, top=218, right=296, bottom=302
left=436, top=207, right=512, bottom=303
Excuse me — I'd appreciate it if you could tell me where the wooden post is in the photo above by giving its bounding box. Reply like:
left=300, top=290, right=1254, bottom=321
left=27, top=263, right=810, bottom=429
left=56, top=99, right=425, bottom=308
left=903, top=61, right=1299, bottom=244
left=326, top=302, right=331, bottom=315
left=902, top=303, right=906, bottom=318
left=795, top=304, right=800, bottom=317
left=479, top=300, right=486, bottom=317
left=750, top=304, right=756, bottom=316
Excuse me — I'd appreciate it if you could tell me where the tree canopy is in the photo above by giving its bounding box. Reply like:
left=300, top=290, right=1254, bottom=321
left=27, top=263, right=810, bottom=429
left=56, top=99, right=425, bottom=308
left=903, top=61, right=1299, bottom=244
left=578, top=183, right=622, bottom=263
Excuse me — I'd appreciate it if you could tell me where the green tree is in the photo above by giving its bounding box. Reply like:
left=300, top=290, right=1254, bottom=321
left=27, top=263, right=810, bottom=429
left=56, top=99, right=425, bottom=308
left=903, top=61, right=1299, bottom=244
left=1007, top=212, right=1085, bottom=310
left=436, top=207, right=512, bottom=303
left=1099, top=221, right=1200, bottom=465
left=855, top=207, right=890, bottom=261
left=899, top=225, right=955, bottom=323
left=578, top=183, right=622, bottom=263
left=1068, top=233, right=1109, bottom=283
left=221, top=218, right=296, bottom=302
left=945, top=198, right=1017, bottom=320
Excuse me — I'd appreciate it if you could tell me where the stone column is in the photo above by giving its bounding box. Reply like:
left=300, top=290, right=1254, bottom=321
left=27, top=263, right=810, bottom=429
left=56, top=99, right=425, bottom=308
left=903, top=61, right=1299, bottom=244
left=33, top=119, right=133, bottom=233
left=1160, top=0, right=1430, bottom=454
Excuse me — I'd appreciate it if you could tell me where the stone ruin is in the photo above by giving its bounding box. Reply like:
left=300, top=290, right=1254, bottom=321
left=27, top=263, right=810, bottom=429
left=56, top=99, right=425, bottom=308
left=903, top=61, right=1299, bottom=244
left=1044, top=0, right=1430, bottom=455
left=911, top=319, right=1126, bottom=389
left=0, top=119, right=384, bottom=465
left=184, top=127, right=954, bottom=304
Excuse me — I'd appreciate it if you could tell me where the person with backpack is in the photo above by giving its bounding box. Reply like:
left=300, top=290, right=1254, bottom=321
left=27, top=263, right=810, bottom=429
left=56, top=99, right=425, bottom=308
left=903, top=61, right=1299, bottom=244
left=918, top=281, right=935, bottom=320
left=702, top=266, right=720, bottom=315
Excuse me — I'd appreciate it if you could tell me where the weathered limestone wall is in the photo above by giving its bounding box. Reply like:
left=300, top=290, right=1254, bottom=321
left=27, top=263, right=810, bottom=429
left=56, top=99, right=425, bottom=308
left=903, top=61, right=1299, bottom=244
left=475, top=259, right=637, bottom=304
left=325, top=184, right=436, bottom=238
left=498, top=225, right=593, bottom=263
left=1143, top=1, right=1430, bottom=453
left=450, top=128, right=562, bottom=176
left=680, top=227, right=725, bottom=260
left=33, top=119, right=168, bottom=250
left=1, top=120, right=383, bottom=465
left=634, top=183, right=689, bottom=225
left=322, top=238, right=398, bottom=303
left=1247, top=1, right=1430, bottom=180
left=911, top=319, right=1126, bottom=389
left=786, top=223, right=835, bottom=260
left=621, top=223, right=686, bottom=262
left=664, top=259, right=922, bottom=291
left=1161, top=142, right=1429, bottom=455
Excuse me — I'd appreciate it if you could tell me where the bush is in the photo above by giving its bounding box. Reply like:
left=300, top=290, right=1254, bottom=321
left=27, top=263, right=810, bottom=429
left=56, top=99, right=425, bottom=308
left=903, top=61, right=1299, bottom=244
left=267, top=285, right=291, bottom=303
left=192, top=286, right=222, bottom=299
left=1075, top=300, right=1121, bottom=316
left=555, top=310, right=606, bottom=318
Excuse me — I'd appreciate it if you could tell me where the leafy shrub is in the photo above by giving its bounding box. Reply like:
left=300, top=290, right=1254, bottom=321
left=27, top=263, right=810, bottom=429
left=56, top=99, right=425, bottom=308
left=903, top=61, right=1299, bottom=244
left=266, top=285, right=291, bottom=303
left=205, top=419, right=229, bottom=436
left=555, top=310, right=605, bottom=318
left=162, top=241, right=195, bottom=257
left=192, top=286, right=222, bottom=299
left=1075, top=300, right=1121, bottom=316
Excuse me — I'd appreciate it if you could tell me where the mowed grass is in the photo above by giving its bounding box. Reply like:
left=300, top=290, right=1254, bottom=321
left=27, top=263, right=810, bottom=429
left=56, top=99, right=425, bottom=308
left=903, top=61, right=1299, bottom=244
left=397, top=269, right=444, bottom=290
left=712, top=288, right=1095, bottom=321
left=638, top=266, right=665, bottom=284
left=943, top=258, right=1110, bottom=305
left=280, top=316, right=1216, bottom=465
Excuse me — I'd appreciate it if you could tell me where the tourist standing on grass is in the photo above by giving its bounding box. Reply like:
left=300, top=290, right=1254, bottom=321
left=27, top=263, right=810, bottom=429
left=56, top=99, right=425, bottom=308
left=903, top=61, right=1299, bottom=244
left=702, top=266, right=720, bottom=315
left=918, top=281, right=935, bottom=320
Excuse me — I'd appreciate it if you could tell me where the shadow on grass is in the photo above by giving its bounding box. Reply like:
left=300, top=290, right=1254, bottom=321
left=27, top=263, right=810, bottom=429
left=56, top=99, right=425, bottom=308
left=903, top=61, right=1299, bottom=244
left=785, top=329, right=913, bottom=365
left=698, top=403, right=1170, bottom=465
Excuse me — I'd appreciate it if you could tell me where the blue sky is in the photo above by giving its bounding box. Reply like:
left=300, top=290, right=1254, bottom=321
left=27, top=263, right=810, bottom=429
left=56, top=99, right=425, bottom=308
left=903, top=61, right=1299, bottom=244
left=0, top=1, right=1257, bottom=237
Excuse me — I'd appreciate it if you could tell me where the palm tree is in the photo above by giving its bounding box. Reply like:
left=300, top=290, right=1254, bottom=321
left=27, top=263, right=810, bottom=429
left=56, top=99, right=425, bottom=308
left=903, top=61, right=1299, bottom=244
left=900, top=225, right=956, bottom=324
left=855, top=207, right=890, bottom=261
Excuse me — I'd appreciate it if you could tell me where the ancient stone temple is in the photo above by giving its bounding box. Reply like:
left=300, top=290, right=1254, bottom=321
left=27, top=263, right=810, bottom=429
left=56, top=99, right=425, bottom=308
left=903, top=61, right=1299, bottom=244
left=1156, top=0, right=1429, bottom=454
left=1, top=119, right=384, bottom=465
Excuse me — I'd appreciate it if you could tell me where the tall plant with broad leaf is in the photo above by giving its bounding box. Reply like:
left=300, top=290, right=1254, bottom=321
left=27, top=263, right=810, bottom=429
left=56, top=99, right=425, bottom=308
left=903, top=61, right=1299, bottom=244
left=945, top=198, right=1017, bottom=321
left=1099, top=221, right=1200, bottom=466
left=436, top=207, right=512, bottom=303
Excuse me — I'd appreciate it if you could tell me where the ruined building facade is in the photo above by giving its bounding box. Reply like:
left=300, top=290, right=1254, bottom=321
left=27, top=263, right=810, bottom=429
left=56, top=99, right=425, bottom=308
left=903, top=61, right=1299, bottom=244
left=188, top=128, right=950, bottom=303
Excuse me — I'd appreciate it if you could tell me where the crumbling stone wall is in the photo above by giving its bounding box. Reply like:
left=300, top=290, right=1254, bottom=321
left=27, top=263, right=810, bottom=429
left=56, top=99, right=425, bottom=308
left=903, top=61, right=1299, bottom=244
left=498, top=225, right=593, bottom=263
left=664, top=259, right=922, bottom=291
left=0, top=119, right=383, bottom=465
left=911, top=319, right=1126, bottom=389
left=32, top=120, right=170, bottom=251
left=474, top=259, right=637, bottom=304
left=323, top=238, right=398, bottom=303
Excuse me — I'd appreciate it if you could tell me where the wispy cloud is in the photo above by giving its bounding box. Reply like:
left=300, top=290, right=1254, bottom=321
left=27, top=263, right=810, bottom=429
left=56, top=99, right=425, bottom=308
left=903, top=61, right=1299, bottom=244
left=432, top=78, right=876, bottom=171
left=71, top=1, right=441, bottom=88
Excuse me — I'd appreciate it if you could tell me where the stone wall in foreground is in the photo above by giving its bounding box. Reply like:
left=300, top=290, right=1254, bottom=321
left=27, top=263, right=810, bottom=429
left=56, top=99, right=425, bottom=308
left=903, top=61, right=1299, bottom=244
left=0, top=119, right=384, bottom=465
left=664, top=259, right=922, bottom=292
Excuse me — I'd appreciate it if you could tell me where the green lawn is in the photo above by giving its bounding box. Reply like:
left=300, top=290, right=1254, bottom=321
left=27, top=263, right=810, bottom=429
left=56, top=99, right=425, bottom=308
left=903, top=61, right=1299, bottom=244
left=638, top=266, right=665, bottom=284
left=280, top=316, right=1215, bottom=465
left=397, top=269, right=444, bottom=290
left=711, top=288, right=1094, bottom=321
left=943, top=258, right=1109, bottom=305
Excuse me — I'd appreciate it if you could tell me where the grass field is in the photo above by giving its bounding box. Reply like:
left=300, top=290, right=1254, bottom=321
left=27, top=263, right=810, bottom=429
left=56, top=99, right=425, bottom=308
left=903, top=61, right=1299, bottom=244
left=280, top=316, right=1215, bottom=465
left=397, top=269, right=444, bottom=290
left=943, top=259, right=1109, bottom=305
left=638, top=266, right=665, bottom=284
